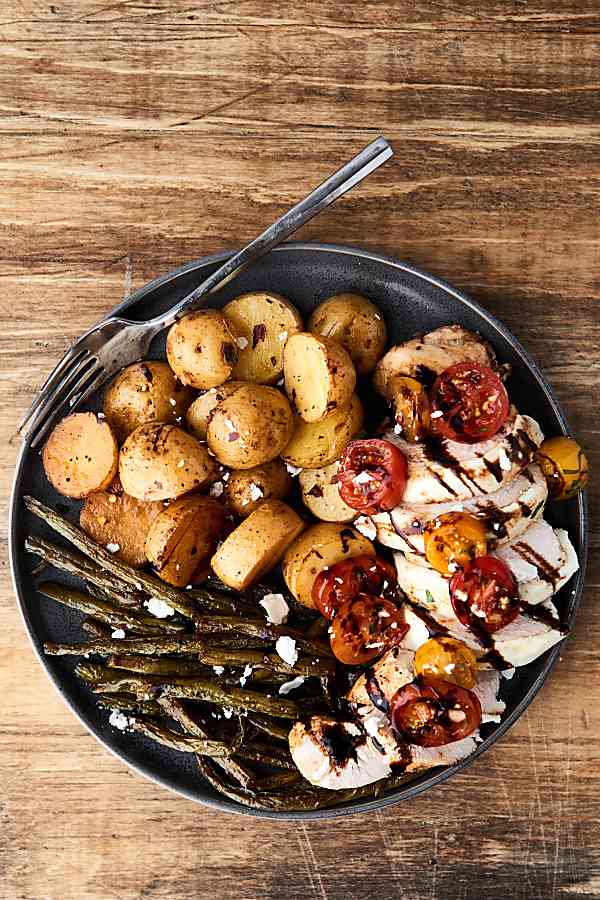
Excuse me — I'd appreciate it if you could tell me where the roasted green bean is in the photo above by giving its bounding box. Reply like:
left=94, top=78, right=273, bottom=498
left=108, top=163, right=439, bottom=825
left=129, top=719, right=236, bottom=758
left=194, top=616, right=332, bottom=658
left=107, top=655, right=207, bottom=677
left=196, top=646, right=334, bottom=678
left=245, top=714, right=290, bottom=742
left=160, top=680, right=300, bottom=720
left=44, top=635, right=206, bottom=657
left=97, top=693, right=165, bottom=717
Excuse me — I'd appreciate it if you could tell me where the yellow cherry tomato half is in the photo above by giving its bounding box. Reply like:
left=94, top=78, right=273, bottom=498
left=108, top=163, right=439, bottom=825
left=389, top=375, right=431, bottom=442
left=414, top=636, right=478, bottom=689
left=423, top=512, right=488, bottom=576
left=537, top=436, right=589, bottom=501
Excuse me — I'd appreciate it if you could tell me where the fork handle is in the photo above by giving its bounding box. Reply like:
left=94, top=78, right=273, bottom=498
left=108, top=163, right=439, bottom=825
left=150, top=137, right=393, bottom=328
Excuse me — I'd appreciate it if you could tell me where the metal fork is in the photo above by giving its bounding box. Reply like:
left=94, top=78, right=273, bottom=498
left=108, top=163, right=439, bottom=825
left=19, top=137, right=393, bottom=449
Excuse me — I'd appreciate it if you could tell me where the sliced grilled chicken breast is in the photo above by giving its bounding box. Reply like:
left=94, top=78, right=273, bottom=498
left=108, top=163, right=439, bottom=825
left=384, top=413, right=543, bottom=505
left=374, top=325, right=495, bottom=399
left=496, top=521, right=579, bottom=605
left=373, top=462, right=548, bottom=564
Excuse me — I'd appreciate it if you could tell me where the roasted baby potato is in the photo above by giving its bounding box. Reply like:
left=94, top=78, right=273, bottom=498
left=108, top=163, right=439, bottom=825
left=309, top=293, right=387, bottom=375
left=80, top=478, right=164, bottom=568
left=42, top=412, right=118, bottom=499
left=282, top=523, right=375, bottom=609
left=282, top=394, right=363, bottom=469
left=284, top=332, right=356, bottom=423
left=166, top=309, right=239, bottom=390
left=119, top=423, right=218, bottom=501
left=211, top=499, right=305, bottom=590
left=298, top=460, right=355, bottom=522
left=102, top=360, right=195, bottom=443
left=186, top=381, right=245, bottom=440
left=145, top=494, right=227, bottom=587
left=206, top=384, right=294, bottom=469
left=225, top=459, right=292, bottom=517
left=223, top=291, right=303, bottom=384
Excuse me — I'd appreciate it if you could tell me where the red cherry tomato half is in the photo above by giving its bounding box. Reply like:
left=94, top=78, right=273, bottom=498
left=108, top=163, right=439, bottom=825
left=450, top=555, right=519, bottom=634
left=391, top=676, right=482, bottom=746
left=338, top=439, right=407, bottom=514
left=329, top=594, right=408, bottom=665
left=430, top=362, right=509, bottom=444
left=312, top=555, right=397, bottom=620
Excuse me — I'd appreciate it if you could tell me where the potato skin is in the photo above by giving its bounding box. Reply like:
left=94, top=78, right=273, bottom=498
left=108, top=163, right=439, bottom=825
left=119, top=423, right=219, bottom=501
left=186, top=381, right=245, bottom=440
left=284, top=332, right=356, bottom=423
left=309, top=293, right=387, bottom=376
left=145, top=495, right=226, bottom=587
left=206, top=384, right=294, bottom=469
left=223, top=291, right=303, bottom=384
left=166, top=309, right=239, bottom=390
left=298, top=460, right=355, bottom=523
left=80, top=478, right=163, bottom=568
left=42, top=412, right=118, bottom=499
left=102, top=360, right=195, bottom=443
left=225, top=459, right=292, bottom=517
left=282, top=523, right=375, bottom=609
left=282, top=394, right=363, bottom=469
left=211, top=500, right=305, bottom=590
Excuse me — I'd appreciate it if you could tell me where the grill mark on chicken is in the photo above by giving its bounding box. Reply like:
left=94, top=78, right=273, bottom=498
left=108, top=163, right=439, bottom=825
left=512, top=541, right=561, bottom=586
left=421, top=435, right=485, bottom=497
left=520, top=600, right=564, bottom=633
left=483, top=457, right=504, bottom=482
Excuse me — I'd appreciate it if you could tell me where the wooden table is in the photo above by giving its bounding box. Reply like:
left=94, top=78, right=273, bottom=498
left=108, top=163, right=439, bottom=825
left=1, top=2, right=599, bottom=898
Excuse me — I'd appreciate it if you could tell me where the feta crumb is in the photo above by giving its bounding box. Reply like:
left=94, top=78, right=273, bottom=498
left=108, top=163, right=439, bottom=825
left=249, top=483, right=264, bottom=501
left=237, top=336, right=249, bottom=349
left=177, top=459, right=186, bottom=468
left=498, top=447, right=511, bottom=471
left=275, top=636, right=298, bottom=667
left=430, top=410, right=444, bottom=419
left=378, top=609, right=390, bottom=618
left=278, top=331, right=288, bottom=342
left=209, top=481, right=224, bottom=497
left=354, top=515, right=377, bottom=541
left=239, top=664, right=254, bottom=687
left=444, top=663, right=456, bottom=673
left=285, top=462, right=302, bottom=477
left=109, top=711, right=130, bottom=731
left=108, top=495, right=117, bottom=504
left=279, top=676, right=305, bottom=695
left=363, top=714, right=383, bottom=737
left=97, top=411, right=106, bottom=419
left=144, top=597, right=175, bottom=618
left=223, top=707, right=234, bottom=719
left=221, top=470, right=230, bottom=482
left=169, top=398, right=177, bottom=406
left=354, top=470, right=373, bottom=485
left=259, top=593, right=289, bottom=625
left=212, top=665, right=225, bottom=675
left=448, top=709, right=466, bottom=723
left=345, top=723, right=361, bottom=737
left=501, top=668, right=516, bottom=680
left=106, top=543, right=120, bottom=553
left=393, top=423, right=403, bottom=435
left=111, top=628, right=126, bottom=639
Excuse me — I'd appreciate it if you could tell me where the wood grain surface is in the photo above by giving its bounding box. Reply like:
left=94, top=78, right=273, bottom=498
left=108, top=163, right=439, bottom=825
left=1, top=2, right=599, bottom=898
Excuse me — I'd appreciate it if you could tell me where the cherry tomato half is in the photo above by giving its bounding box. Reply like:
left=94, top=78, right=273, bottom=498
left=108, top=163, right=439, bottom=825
left=391, top=676, right=482, bottom=746
left=424, top=512, right=488, bottom=576
left=389, top=375, right=430, bottom=442
left=312, top=555, right=397, bottom=620
left=338, top=439, right=407, bottom=514
left=329, top=594, right=408, bottom=665
left=414, top=636, right=478, bottom=689
left=430, top=362, right=509, bottom=444
left=450, top=555, right=519, bottom=633
left=537, top=436, right=589, bottom=501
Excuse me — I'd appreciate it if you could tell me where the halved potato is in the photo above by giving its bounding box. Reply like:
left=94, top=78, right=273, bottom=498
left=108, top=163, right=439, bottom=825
left=186, top=381, right=245, bottom=440
left=102, top=360, right=195, bottom=443
left=283, top=333, right=356, bottom=423
left=145, top=495, right=227, bottom=587
left=298, top=460, right=355, bottom=523
left=166, top=309, right=238, bottom=390
left=282, top=523, right=375, bottom=609
left=282, top=394, right=363, bottom=469
left=80, top=478, right=164, bottom=567
left=223, top=292, right=303, bottom=384
left=42, top=413, right=118, bottom=499
left=211, top=500, right=305, bottom=590
left=309, top=293, right=387, bottom=375
left=206, top=384, right=294, bottom=469
left=225, top=459, right=292, bottom=517
left=119, top=423, right=218, bottom=501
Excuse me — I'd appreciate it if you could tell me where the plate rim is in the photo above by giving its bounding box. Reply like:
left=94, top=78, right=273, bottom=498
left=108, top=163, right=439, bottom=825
left=9, top=240, right=589, bottom=820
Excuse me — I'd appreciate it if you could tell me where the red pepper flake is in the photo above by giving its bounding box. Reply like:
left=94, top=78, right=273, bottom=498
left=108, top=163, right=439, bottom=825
left=228, top=431, right=240, bottom=442
left=252, top=324, right=267, bottom=348
left=307, top=484, right=324, bottom=497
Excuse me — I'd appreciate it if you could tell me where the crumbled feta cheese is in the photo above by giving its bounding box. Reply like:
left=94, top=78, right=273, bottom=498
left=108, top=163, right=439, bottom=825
left=177, top=459, right=186, bottom=468
left=97, top=411, right=105, bottom=419
left=278, top=331, right=288, bottom=342
left=354, top=515, right=377, bottom=541
left=209, top=481, right=224, bottom=497
left=111, top=628, right=126, bottom=639
left=106, top=543, right=120, bottom=553
left=498, top=447, right=512, bottom=471
left=378, top=609, right=390, bottom=618
left=239, top=664, right=254, bottom=687
left=237, top=336, right=249, bottom=349
left=169, top=398, right=176, bottom=406
left=223, top=707, right=234, bottom=719
left=502, top=668, right=516, bottom=680
left=430, top=410, right=444, bottom=419
left=444, top=663, right=456, bottom=673
left=259, top=593, right=289, bottom=625
left=354, top=470, right=373, bottom=485
left=212, top=665, right=225, bottom=675
left=278, top=676, right=305, bottom=695
left=249, top=483, right=264, bottom=501
left=393, top=423, right=403, bottom=435
left=363, top=714, right=383, bottom=737
left=275, top=636, right=298, bottom=666
left=109, top=711, right=131, bottom=731
left=144, top=597, right=175, bottom=618
left=345, top=723, right=361, bottom=737
left=448, top=709, right=467, bottom=723
left=285, top=462, right=302, bottom=477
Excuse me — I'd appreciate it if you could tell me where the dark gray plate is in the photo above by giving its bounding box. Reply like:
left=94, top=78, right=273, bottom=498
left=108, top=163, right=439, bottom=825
left=9, top=242, right=588, bottom=819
